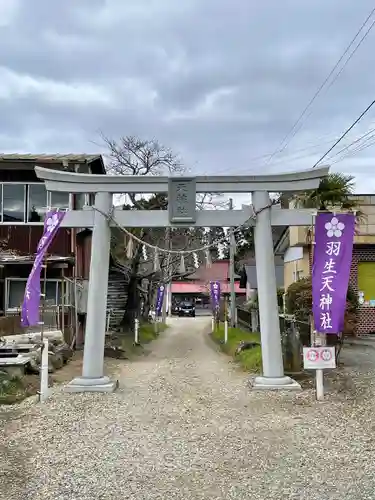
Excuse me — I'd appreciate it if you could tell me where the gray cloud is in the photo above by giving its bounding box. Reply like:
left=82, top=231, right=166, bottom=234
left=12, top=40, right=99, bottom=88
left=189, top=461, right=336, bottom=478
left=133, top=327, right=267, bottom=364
left=1, top=0, right=375, bottom=191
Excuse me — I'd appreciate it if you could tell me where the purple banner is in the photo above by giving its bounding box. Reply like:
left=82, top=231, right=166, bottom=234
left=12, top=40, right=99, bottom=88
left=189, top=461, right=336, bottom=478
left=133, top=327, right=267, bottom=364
left=155, top=285, right=165, bottom=316
left=210, top=281, right=221, bottom=310
left=21, top=210, right=66, bottom=327
left=312, top=213, right=355, bottom=334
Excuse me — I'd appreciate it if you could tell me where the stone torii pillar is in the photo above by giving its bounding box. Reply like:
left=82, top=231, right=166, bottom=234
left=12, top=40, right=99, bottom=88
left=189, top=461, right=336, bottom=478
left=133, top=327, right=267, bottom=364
left=35, top=165, right=329, bottom=393
left=72, top=192, right=115, bottom=392
left=252, top=191, right=297, bottom=389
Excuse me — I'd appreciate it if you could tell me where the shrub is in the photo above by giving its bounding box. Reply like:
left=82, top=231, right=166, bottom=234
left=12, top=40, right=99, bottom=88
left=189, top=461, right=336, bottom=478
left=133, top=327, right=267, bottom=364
left=212, top=324, right=262, bottom=372
left=285, top=276, right=358, bottom=335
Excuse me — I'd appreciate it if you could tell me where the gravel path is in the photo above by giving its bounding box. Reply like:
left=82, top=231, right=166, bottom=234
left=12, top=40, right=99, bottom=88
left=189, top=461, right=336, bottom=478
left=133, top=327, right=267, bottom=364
left=2, top=317, right=375, bottom=499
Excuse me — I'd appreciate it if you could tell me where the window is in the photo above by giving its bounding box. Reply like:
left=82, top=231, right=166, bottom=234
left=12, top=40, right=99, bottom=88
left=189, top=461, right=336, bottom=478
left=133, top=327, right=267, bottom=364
left=27, top=184, right=48, bottom=222
left=6, top=279, right=69, bottom=310
left=49, top=191, right=70, bottom=211
left=7, top=280, right=25, bottom=309
left=3, top=184, right=26, bottom=222
left=56, top=280, right=70, bottom=304
left=357, top=262, right=375, bottom=303
left=0, top=183, right=79, bottom=223
left=0, top=184, right=75, bottom=223
left=75, top=193, right=94, bottom=209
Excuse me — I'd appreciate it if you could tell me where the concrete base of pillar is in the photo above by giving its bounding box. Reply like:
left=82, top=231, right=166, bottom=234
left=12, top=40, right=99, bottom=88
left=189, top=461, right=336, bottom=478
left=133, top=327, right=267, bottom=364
left=251, top=375, right=301, bottom=391
left=65, top=376, right=119, bottom=393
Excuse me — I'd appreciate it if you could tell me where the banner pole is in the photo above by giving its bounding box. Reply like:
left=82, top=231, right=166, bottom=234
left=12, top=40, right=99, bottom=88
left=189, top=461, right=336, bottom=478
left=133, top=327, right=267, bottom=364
left=39, top=257, right=49, bottom=403
left=224, top=295, right=228, bottom=343
left=311, top=211, right=324, bottom=400
left=316, top=368, right=324, bottom=400
left=315, top=330, right=326, bottom=401
left=310, top=211, right=317, bottom=347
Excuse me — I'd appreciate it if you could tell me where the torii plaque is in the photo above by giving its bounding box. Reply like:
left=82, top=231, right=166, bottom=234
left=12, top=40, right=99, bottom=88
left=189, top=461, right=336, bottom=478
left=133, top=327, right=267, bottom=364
left=34, top=165, right=329, bottom=393
left=168, top=177, right=196, bottom=224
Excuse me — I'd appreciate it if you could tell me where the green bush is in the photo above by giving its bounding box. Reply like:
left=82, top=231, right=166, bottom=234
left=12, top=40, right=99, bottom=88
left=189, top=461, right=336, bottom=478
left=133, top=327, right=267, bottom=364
left=285, top=276, right=358, bottom=335
left=139, top=321, right=168, bottom=342
left=211, top=324, right=262, bottom=372
left=120, top=321, right=168, bottom=354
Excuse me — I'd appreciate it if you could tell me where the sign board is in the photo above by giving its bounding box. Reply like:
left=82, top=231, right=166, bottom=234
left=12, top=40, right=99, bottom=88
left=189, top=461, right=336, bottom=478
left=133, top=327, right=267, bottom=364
left=168, top=178, right=196, bottom=224
left=303, top=347, right=336, bottom=370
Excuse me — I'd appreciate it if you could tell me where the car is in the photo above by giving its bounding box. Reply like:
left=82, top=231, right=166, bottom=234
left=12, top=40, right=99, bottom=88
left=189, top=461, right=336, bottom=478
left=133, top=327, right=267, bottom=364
left=178, top=300, right=196, bottom=317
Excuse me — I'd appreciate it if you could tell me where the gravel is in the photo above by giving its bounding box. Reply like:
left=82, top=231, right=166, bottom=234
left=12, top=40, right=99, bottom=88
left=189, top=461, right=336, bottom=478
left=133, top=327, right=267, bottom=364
left=1, top=317, right=375, bottom=499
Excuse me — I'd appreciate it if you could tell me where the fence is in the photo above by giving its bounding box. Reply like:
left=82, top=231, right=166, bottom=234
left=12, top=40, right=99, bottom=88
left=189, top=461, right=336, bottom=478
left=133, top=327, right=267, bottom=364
left=0, top=277, right=85, bottom=345
left=237, top=306, right=259, bottom=332
left=236, top=306, right=310, bottom=374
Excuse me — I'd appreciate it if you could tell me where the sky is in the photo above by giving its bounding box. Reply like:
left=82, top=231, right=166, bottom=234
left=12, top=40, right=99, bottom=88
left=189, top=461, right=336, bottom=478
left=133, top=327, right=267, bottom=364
left=1, top=0, right=375, bottom=205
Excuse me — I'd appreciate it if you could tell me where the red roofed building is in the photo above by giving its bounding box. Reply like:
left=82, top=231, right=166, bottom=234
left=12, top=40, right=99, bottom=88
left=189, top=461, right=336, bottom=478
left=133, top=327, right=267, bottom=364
left=171, top=260, right=245, bottom=303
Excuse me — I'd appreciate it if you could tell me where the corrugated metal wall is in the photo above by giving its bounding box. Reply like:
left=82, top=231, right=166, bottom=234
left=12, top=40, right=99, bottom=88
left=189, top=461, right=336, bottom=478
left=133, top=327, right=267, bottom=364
left=0, top=226, right=72, bottom=255
left=76, top=232, right=92, bottom=279
left=106, top=270, right=129, bottom=329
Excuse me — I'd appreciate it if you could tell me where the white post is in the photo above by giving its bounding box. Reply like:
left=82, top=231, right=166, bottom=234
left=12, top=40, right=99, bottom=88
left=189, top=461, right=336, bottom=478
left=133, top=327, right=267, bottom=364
left=40, top=338, right=49, bottom=402
left=154, top=314, right=158, bottom=334
left=61, top=270, right=65, bottom=337
left=252, top=190, right=300, bottom=390
left=106, top=309, right=111, bottom=332
left=167, top=283, right=172, bottom=318
left=66, top=192, right=117, bottom=393
left=224, top=320, right=228, bottom=344
left=315, top=332, right=326, bottom=401
left=134, top=318, right=139, bottom=344
left=316, top=369, right=324, bottom=400
left=246, top=282, right=251, bottom=301
left=211, top=316, right=215, bottom=333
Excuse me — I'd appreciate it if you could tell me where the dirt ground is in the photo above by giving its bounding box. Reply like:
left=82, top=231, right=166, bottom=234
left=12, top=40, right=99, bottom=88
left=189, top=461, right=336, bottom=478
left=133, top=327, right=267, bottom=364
left=50, top=351, right=86, bottom=384
left=2, top=318, right=375, bottom=499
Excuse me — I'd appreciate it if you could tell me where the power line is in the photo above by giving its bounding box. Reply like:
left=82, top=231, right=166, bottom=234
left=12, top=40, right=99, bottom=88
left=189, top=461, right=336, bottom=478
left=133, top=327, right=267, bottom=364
left=349, top=134, right=375, bottom=154
left=264, top=6, right=375, bottom=166
left=312, top=98, right=375, bottom=168
left=323, top=17, right=375, bottom=95
left=330, top=132, right=375, bottom=165
left=327, top=125, right=375, bottom=161
left=210, top=129, right=374, bottom=177
left=211, top=132, right=348, bottom=176
left=277, top=16, right=375, bottom=160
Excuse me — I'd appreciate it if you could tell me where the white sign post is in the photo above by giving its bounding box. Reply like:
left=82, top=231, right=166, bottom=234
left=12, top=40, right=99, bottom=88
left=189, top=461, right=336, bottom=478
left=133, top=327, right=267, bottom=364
left=303, top=346, right=336, bottom=401
left=134, top=318, right=139, bottom=345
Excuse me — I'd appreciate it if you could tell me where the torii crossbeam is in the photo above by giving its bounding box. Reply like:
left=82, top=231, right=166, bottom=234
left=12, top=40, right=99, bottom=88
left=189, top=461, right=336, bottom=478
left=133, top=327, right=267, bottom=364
left=35, top=165, right=329, bottom=393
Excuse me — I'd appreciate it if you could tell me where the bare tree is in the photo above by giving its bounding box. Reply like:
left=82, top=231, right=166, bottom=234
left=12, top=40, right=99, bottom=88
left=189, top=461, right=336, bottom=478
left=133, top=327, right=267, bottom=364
left=103, top=135, right=188, bottom=328
left=104, top=134, right=184, bottom=177
left=103, top=134, right=226, bottom=209
left=103, top=134, right=227, bottom=329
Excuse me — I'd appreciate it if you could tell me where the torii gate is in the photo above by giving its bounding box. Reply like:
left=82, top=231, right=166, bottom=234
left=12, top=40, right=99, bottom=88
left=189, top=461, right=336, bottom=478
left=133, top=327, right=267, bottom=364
left=35, top=165, right=329, bottom=393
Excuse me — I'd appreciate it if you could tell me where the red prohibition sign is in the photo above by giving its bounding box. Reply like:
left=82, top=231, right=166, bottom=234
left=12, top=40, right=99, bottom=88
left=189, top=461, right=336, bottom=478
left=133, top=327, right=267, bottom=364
left=306, top=349, right=318, bottom=362
left=320, top=349, right=332, bottom=362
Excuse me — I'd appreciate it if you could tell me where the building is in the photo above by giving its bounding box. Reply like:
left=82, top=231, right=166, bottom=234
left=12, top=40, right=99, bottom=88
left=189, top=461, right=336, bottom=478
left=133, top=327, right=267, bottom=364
left=171, top=260, right=246, bottom=304
left=0, top=154, right=106, bottom=339
left=243, top=256, right=284, bottom=292
left=275, top=194, right=375, bottom=334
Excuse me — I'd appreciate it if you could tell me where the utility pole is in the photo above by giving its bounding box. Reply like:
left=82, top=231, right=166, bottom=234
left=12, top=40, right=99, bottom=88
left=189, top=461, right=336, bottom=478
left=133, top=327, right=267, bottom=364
left=229, top=198, right=236, bottom=327
left=163, top=227, right=171, bottom=322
